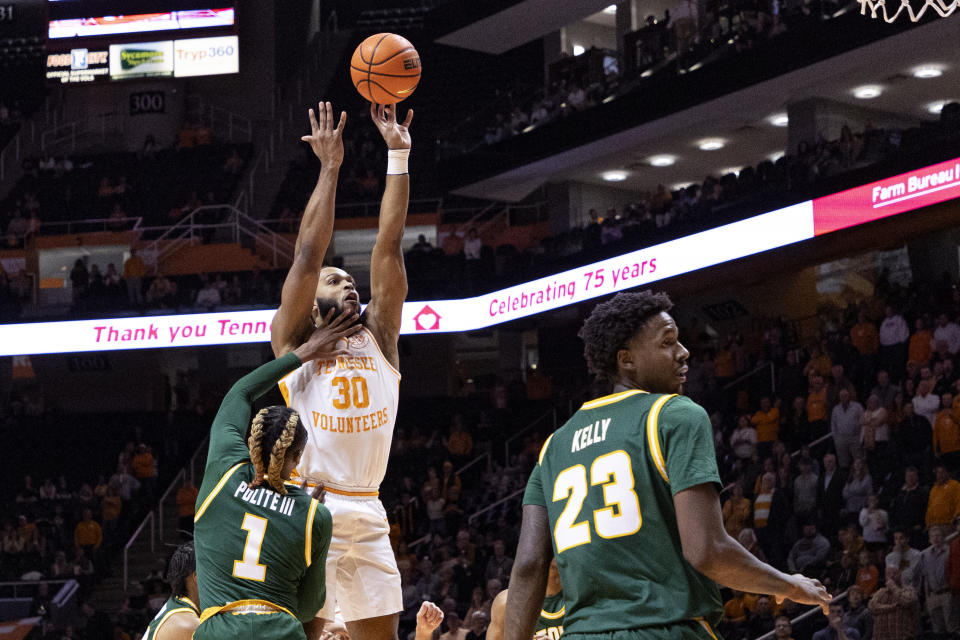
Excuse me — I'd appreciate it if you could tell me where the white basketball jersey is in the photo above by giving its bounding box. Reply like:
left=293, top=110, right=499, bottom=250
left=279, top=326, right=400, bottom=492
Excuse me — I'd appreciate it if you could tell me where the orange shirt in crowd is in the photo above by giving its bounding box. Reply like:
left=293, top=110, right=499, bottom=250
left=724, top=595, right=748, bottom=623
left=177, top=485, right=199, bottom=518
left=850, top=322, right=879, bottom=355
left=101, top=495, right=122, bottom=522
left=131, top=451, right=155, bottom=479
left=807, top=388, right=828, bottom=422
left=74, top=520, right=102, bottom=549
left=447, top=431, right=473, bottom=456
left=927, top=479, right=960, bottom=527
left=715, top=349, right=736, bottom=378
left=856, top=564, right=879, bottom=596
left=123, top=255, right=147, bottom=279
left=752, top=407, right=780, bottom=443
left=935, top=411, right=960, bottom=456
left=909, top=329, right=934, bottom=364
left=807, top=354, right=833, bottom=378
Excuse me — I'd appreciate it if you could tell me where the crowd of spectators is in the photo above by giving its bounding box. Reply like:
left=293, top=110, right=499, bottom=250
left=0, top=137, right=252, bottom=249
left=408, top=106, right=960, bottom=303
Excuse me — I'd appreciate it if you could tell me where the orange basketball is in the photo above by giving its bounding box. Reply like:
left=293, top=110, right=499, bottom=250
left=350, top=33, right=421, bottom=103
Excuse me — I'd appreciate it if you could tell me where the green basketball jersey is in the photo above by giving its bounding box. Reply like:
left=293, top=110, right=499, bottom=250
left=143, top=595, right=198, bottom=640
left=194, top=353, right=333, bottom=624
left=536, top=591, right=565, bottom=639
left=523, top=390, right=723, bottom=635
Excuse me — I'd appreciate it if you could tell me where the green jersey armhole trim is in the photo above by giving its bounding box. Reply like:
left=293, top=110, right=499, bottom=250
left=195, top=462, right=247, bottom=522
left=538, top=433, right=556, bottom=465
left=540, top=605, right=565, bottom=620
left=646, top=394, right=677, bottom=484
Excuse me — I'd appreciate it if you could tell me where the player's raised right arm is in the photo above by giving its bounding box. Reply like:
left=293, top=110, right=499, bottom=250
left=271, top=102, right=346, bottom=358
left=674, top=483, right=832, bottom=614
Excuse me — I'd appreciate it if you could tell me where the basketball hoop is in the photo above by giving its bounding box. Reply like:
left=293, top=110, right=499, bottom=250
left=857, top=0, right=959, bottom=22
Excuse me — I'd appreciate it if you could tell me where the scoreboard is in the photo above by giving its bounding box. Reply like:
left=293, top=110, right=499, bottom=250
left=44, top=0, right=239, bottom=83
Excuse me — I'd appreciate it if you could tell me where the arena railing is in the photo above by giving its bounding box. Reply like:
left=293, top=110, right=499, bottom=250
left=122, top=511, right=154, bottom=592
left=157, top=435, right=209, bottom=543
left=467, top=488, right=526, bottom=526
left=504, top=408, right=557, bottom=466
left=37, top=216, right=143, bottom=236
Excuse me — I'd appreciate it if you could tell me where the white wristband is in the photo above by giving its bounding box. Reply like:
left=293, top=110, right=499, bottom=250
left=387, top=148, right=410, bottom=175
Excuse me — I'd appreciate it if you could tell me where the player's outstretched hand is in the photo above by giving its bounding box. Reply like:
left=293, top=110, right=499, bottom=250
left=779, top=574, right=831, bottom=615
left=416, top=601, right=444, bottom=632
left=371, top=103, right=413, bottom=150
left=293, top=308, right=360, bottom=362
left=301, top=101, right=346, bottom=167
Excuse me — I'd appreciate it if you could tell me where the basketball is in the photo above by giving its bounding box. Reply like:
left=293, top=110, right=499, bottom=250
left=350, top=33, right=421, bottom=103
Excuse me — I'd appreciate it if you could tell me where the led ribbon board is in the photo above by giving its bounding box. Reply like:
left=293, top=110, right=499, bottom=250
left=0, top=156, right=958, bottom=356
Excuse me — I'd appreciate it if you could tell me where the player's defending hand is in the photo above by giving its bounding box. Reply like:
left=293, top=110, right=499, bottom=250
left=371, top=103, right=413, bottom=150
left=293, top=308, right=360, bottom=363
left=779, top=574, right=831, bottom=615
left=301, top=101, right=346, bottom=167
left=416, top=601, right=444, bottom=632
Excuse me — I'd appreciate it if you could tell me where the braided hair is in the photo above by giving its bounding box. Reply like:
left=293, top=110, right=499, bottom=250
left=578, top=291, right=674, bottom=383
left=166, top=542, right=196, bottom=598
left=247, top=405, right=306, bottom=495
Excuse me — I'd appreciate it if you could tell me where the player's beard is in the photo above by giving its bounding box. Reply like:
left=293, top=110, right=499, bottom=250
left=315, top=296, right=361, bottom=326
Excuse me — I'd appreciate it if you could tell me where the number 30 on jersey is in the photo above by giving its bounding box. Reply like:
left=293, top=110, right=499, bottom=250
left=553, top=450, right=642, bottom=552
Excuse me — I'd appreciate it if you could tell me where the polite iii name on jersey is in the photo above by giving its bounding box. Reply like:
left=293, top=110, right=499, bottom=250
left=570, top=418, right=611, bottom=452
left=233, top=481, right=296, bottom=516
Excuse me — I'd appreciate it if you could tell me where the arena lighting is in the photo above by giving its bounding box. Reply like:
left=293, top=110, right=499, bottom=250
left=720, top=167, right=742, bottom=176
left=602, top=170, right=628, bottom=182
left=672, top=182, right=695, bottom=190
left=697, top=138, right=726, bottom=151
left=912, top=65, right=943, bottom=78
left=769, top=113, right=789, bottom=127
left=768, top=151, right=786, bottom=162
left=852, top=85, right=883, bottom=99
left=572, top=44, right=585, bottom=56
left=602, top=4, right=618, bottom=14
left=1, top=155, right=959, bottom=355
left=927, top=100, right=949, bottom=114
left=648, top=154, right=676, bottom=166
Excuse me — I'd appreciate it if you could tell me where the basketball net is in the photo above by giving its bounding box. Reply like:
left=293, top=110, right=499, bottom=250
left=857, top=0, right=959, bottom=21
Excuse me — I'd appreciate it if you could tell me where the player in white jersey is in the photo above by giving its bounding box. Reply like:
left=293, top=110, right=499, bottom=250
left=270, top=100, right=412, bottom=640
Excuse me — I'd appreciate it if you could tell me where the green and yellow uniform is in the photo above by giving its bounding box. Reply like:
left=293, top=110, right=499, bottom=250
left=143, top=595, right=198, bottom=640
left=524, top=390, right=724, bottom=640
left=536, top=591, right=565, bottom=639
left=194, top=353, right=333, bottom=640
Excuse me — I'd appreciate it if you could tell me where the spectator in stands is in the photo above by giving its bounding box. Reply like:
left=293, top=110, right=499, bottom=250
left=915, top=379, right=942, bottom=427
left=752, top=396, right=780, bottom=458
left=861, top=395, right=889, bottom=473
left=747, top=595, right=777, bottom=638
left=934, top=392, right=960, bottom=471
left=176, top=478, right=198, bottom=539
left=886, top=528, right=922, bottom=591
left=844, top=585, right=873, bottom=640
left=794, top=458, right=819, bottom=518
left=446, top=414, right=474, bottom=464
left=787, top=519, right=830, bottom=574
left=808, top=375, right=829, bottom=434
left=74, top=508, right=102, bottom=558
left=100, top=484, right=121, bottom=549
left=146, top=273, right=177, bottom=307
left=195, top=274, right=221, bottom=309
left=722, top=481, right=752, bottom=538
left=130, top=444, right=156, bottom=503
left=721, top=590, right=749, bottom=637
left=897, top=404, right=932, bottom=469
left=868, top=566, right=918, bottom=640
left=850, top=311, right=879, bottom=360
left=411, top=234, right=433, bottom=253
left=910, top=318, right=934, bottom=367
left=891, top=467, right=927, bottom=548
left=843, top=458, right=873, bottom=515
left=819, top=452, right=845, bottom=537
left=856, top=549, right=880, bottom=597
left=919, top=524, right=957, bottom=636
left=860, top=493, right=888, bottom=552
left=109, top=463, right=140, bottom=503
left=926, top=464, right=960, bottom=528
left=947, top=516, right=960, bottom=598
left=753, top=471, right=788, bottom=565
left=832, top=389, right=864, bottom=469
left=730, top=414, right=757, bottom=461
left=123, top=249, right=146, bottom=306
left=440, top=612, right=467, bottom=640
left=464, top=228, right=482, bottom=261
left=223, top=148, right=245, bottom=175
left=484, top=539, right=513, bottom=584
left=813, top=601, right=861, bottom=640
left=773, top=614, right=795, bottom=640
left=870, top=371, right=897, bottom=411
left=878, top=305, right=909, bottom=379
left=934, top=313, right=960, bottom=356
